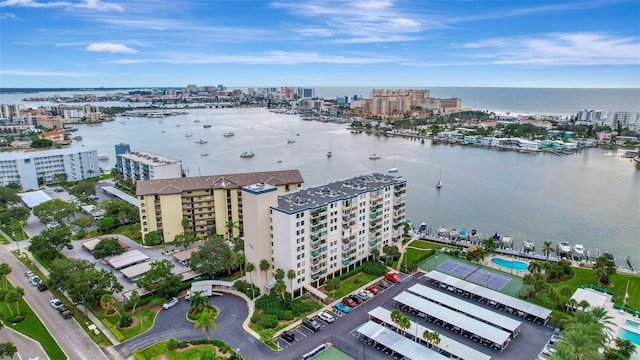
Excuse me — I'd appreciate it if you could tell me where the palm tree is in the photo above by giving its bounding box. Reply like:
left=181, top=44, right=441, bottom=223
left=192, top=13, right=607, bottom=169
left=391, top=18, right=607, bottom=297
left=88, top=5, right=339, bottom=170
left=558, top=325, right=601, bottom=359
left=189, top=292, right=208, bottom=316
left=194, top=309, right=217, bottom=339
left=481, top=238, right=498, bottom=253
left=589, top=306, right=615, bottom=341
left=273, top=280, right=287, bottom=299
left=100, top=293, right=118, bottom=316
left=5, top=287, right=24, bottom=317
left=274, top=268, right=285, bottom=282
left=245, top=262, right=255, bottom=284
left=390, top=308, right=402, bottom=333
left=234, top=252, right=245, bottom=278
left=224, top=219, right=239, bottom=241
left=527, top=261, right=542, bottom=275
left=0, top=263, right=11, bottom=289
left=430, top=331, right=441, bottom=348
left=398, top=315, right=411, bottom=336
left=129, top=290, right=140, bottom=317
left=324, top=278, right=341, bottom=299
left=371, top=248, right=380, bottom=262
left=287, top=269, right=296, bottom=292
left=259, top=259, right=270, bottom=283
left=542, top=241, right=554, bottom=260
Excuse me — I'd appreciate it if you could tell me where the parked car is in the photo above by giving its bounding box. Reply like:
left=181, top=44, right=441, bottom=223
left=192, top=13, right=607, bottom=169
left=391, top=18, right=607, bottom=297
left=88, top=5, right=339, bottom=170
left=377, top=280, right=390, bottom=289
left=53, top=187, right=64, bottom=193
left=162, top=297, right=178, bottom=310
left=353, top=293, right=368, bottom=303
left=37, top=282, right=48, bottom=292
left=335, top=302, right=352, bottom=313
left=317, top=312, right=334, bottom=323
left=348, top=295, right=363, bottom=305
left=342, top=297, right=356, bottom=308
left=50, top=298, right=64, bottom=311
left=25, top=271, right=35, bottom=278
left=59, top=307, right=72, bottom=319
left=29, top=276, right=41, bottom=286
left=359, top=289, right=374, bottom=299
left=301, top=317, right=321, bottom=332
left=46, top=222, right=60, bottom=229
left=384, top=272, right=401, bottom=283
left=365, top=286, right=380, bottom=295
left=281, top=330, right=295, bottom=342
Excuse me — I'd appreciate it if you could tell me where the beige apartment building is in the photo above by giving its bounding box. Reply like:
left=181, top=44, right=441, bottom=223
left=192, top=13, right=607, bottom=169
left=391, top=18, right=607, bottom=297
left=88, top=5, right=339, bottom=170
left=362, top=89, right=461, bottom=117
left=136, top=170, right=304, bottom=243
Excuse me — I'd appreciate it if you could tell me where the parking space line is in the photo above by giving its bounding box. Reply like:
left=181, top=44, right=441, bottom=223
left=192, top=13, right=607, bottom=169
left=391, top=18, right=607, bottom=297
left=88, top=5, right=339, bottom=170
left=295, top=328, right=308, bottom=337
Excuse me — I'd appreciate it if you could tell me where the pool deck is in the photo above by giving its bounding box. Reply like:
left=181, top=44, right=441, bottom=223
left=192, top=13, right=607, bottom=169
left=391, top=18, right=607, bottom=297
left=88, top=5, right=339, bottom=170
left=483, top=255, right=530, bottom=277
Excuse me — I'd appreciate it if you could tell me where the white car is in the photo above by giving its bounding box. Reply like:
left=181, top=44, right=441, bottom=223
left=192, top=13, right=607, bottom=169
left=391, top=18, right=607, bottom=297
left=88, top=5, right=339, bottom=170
left=25, top=271, right=35, bottom=278
left=29, top=276, right=41, bottom=286
left=50, top=298, right=64, bottom=310
left=317, top=312, right=334, bottom=323
left=47, top=222, right=60, bottom=229
left=359, top=289, right=374, bottom=299
left=162, top=297, right=178, bottom=310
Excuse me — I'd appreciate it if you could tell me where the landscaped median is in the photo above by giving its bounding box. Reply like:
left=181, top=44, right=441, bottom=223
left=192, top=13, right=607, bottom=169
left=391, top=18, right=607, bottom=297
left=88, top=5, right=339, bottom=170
left=0, top=281, right=66, bottom=360
left=132, top=338, right=243, bottom=360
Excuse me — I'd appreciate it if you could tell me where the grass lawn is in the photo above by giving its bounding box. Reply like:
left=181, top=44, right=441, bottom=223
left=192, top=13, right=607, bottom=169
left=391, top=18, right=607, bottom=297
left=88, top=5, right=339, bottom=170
left=406, top=239, right=461, bottom=251
left=97, top=306, right=158, bottom=340
left=332, top=273, right=379, bottom=298
left=138, top=340, right=240, bottom=360
left=401, top=247, right=430, bottom=268
left=0, top=283, right=66, bottom=360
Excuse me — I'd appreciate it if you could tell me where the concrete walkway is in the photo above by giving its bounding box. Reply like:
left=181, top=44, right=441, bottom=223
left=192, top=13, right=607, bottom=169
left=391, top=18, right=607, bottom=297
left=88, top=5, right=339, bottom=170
left=0, top=326, right=48, bottom=360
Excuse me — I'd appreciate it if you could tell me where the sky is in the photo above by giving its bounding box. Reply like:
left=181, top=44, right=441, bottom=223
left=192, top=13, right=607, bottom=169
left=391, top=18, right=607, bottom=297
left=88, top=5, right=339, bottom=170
left=0, top=0, right=639, bottom=88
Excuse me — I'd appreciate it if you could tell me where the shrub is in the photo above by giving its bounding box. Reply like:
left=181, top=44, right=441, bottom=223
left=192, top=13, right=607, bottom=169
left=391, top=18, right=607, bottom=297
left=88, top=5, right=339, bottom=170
left=118, top=314, right=132, bottom=328
left=177, top=341, right=188, bottom=349
left=261, top=314, right=279, bottom=329
left=281, top=310, right=293, bottom=321
left=167, top=338, right=180, bottom=350
left=250, top=312, right=263, bottom=324
left=363, top=260, right=386, bottom=276
left=200, top=349, right=215, bottom=360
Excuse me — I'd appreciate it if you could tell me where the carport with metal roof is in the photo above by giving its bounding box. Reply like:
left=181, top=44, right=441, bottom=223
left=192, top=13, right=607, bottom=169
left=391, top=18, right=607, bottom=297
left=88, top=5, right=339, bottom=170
left=106, top=250, right=149, bottom=270
left=356, top=321, right=449, bottom=360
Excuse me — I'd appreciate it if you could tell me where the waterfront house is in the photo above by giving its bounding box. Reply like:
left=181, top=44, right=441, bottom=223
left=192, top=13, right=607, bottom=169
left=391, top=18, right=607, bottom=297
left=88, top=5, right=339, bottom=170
left=39, top=130, right=66, bottom=144
left=596, top=132, right=613, bottom=142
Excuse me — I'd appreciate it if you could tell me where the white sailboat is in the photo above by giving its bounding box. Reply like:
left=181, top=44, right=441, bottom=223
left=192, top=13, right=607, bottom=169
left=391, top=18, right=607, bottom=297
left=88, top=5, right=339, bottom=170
left=326, top=138, right=332, bottom=158
left=388, top=154, right=399, bottom=173
left=436, top=169, right=443, bottom=189
left=287, top=129, right=296, bottom=144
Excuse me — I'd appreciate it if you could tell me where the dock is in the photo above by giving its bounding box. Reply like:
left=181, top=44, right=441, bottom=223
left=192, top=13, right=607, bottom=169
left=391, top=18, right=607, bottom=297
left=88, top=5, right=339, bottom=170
left=627, top=256, right=635, bottom=272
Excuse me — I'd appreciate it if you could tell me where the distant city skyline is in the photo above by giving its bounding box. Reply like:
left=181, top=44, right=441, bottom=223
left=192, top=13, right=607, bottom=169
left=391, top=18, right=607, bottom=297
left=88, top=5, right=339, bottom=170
left=0, top=0, right=639, bottom=88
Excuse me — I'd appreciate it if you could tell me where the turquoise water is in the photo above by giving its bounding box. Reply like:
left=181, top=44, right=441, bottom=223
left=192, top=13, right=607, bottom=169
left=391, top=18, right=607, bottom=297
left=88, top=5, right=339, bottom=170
left=490, top=257, right=528, bottom=271
left=620, top=329, right=640, bottom=346
left=626, top=320, right=640, bottom=329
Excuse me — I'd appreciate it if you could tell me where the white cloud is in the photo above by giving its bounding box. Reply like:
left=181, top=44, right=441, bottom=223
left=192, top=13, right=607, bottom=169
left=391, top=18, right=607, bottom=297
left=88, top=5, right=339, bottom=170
left=0, top=69, right=91, bottom=77
left=457, top=32, right=640, bottom=66
left=75, top=0, right=123, bottom=12
left=0, top=0, right=121, bottom=10
left=0, top=12, right=20, bottom=19
left=86, top=42, right=137, bottom=54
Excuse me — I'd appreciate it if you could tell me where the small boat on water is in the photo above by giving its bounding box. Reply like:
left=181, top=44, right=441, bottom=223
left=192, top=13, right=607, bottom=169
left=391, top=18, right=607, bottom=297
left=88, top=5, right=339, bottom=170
left=436, top=169, right=443, bottom=189
left=557, top=241, right=572, bottom=255
left=326, top=139, right=332, bottom=158
left=203, top=124, right=212, bottom=128
left=437, top=226, right=448, bottom=237
left=194, top=119, right=200, bottom=123
left=573, top=244, right=586, bottom=258
left=449, top=228, right=458, bottom=240
left=388, top=167, right=399, bottom=173
left=240, top=151, right=255, bottom=158
left=196, top=139, right=208, bottom=144
left=223, top=132, right=234, bottom=137
left=287, top=129, right=296, bottom=144
left=458, top=229, right=469, bottom=241
left=418, top=223, right=428, bottom=234
left=185, top=133, right=193, bottom=137
left=600, top=251, right=616, bottom=264
left=73, top=136, right=82, bottom=140
left=501, top=235, right=513, bottom=249
left=523, top=239, right=535, bottom=253
left=369, top=153, right=380, bottom=160
left=200, top=152, right=209, bottom=156
left=469, top=229, right=480, bottom=242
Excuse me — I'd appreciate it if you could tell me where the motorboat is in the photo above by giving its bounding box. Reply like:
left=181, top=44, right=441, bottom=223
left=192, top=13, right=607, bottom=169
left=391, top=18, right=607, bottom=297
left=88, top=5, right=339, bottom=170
left=388, top=167, right=399, bottom=173
left=418, top=223, right=428, bottom=234
left=492, top=233, right=502, bottom=243
left=200, top=152, right=209, bottom=156
left=449, top=228, right=458, bottom=240
left=437, top=226, right=448, bottom=237
left=458, top=229, right=469, bottom=241
left=203, top=124, right=212, bottom=128
left=223, top=132, right=234, bottom=137
left=469, top=229, right=480, bottom=242
left=240, top=151, right=255, bottom=158
left=600, top=251, right=616, bottom=264
left=369, top=153, right=380, bottom=160
left=523, top=240, right=535, bottom=253
left=573, top=244, right=586, bottom=258
left=185, top=133, right=193, bottom=137
left=557, top=241, right=572, bottom=255
left=196, top=139, right=208, bottom=144
left=501, top=235, right=513, bottom=249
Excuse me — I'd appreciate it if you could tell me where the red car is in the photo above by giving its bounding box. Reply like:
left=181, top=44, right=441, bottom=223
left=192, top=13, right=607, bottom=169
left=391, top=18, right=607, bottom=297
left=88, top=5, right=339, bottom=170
left=384, top=272, right=401, bottom=283
left=366, top=286, right=379, bottom=295
left=342, top=297, right=356, bottom=308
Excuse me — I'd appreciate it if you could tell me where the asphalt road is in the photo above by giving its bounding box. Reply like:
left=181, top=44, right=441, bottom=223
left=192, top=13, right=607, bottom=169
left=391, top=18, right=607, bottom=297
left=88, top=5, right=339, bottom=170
left=0, top=246, right=108, bottom=360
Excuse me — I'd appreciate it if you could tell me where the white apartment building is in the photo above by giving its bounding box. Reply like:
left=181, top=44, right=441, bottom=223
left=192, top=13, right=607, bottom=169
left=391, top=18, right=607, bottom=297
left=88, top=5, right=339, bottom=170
left=0, top=148, right=100, bottom=190
left=612, top=112, right=639, bottom=131
left=116, top=150, right=182, bottom=182
left=242, top=173, right=407, bottom=297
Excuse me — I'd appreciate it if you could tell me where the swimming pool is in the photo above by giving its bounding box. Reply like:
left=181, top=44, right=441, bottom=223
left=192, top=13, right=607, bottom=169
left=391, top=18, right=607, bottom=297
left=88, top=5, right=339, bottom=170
left=619, top=328, right=640, bottom=346
left=490, top=257, right=528, bottom=271
left=626, top=319, right=640, bottom=329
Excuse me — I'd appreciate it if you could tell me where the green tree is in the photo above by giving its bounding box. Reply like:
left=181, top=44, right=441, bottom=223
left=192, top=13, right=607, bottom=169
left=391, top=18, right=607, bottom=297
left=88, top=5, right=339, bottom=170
left=0, top=186, right=20, bottom=209
left=28, top=226, right=72, bottom=260
left=143, top=231, right=162, bottom=246
left=194, top=309, right=218, bottom=339
left=481, top=238, right=498, bottom=252
left=274, top=268, right=284, bottom=282
left=0, top=342, right=17, bottom=359
left=259, top=259, right=270, bottom=283
left=186, top=235, right=234, bottom=275
left=135, top=260, right=182, bottom=299
left=286, top=269, right=296, bottom=292
left=234, top=252, right=245, bottom=277
left=72, top=215, right=95, bottom=233
left=97, top=216, right=116, bottom=232
left=371, top=248, right=380, bottom=262
left=100, top=293, right=118, bottom=316
left=245, top=262, right=255, bottom=284
left=528, top=261, right=543, bottom=275
left=99, top=199, right=139, bottom=226
left=542, top=241, right=555, bottom=260
left=129, top=290, right=140, bottom=316
left=93, top=238, right=125, bottom=259
left=593, top=256, right=616, bottom=286
left=273, top=280, right=287, bottom=299
left=33, top=199, right=75, bottom=224
left=5, top=287, right=24, bottom=317
left=0, top=207, right=29, bottom=227
left=172, top=231, right=198, bottom=249
left=398, top=315, right=411, bottom=336
left=188, top=292, right=208, bottom=317
left=49, top=258, right=122, bottom=306
left=259, top=328, right=276, bottom=344
left=324, top=278, right=341, bottom=299
left=0, top=263, right=11, bottom=289
left=224, top=219, right=239, bottom=240
left=390, top=308, right=402, bottom=332
left=30, top=138, right=53, bottom=148
left=69, top=181, right=96, bottom=201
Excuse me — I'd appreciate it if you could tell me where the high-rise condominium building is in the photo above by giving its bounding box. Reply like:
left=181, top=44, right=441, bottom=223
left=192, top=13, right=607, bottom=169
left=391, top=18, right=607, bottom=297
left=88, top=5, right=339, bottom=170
left=242, top=173, right=407, bottom=296
left=0, top=148, right=100, bottom=190
left=136, top=170, right=304, bottom=243
left=116, top=148, right=182, bottom=182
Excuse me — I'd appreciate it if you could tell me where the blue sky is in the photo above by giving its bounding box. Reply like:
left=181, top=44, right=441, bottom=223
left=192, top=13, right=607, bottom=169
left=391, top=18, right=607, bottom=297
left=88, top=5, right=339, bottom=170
left=0, top=0, right=639, bottom=88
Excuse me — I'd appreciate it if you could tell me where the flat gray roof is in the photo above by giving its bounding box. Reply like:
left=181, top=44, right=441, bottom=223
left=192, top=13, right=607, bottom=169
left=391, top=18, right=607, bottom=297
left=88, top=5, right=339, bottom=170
left=368, top=307, right=492, bottom=360
left=101, top=186, right=139, bottom=207
left=172, top=247, right=199, bottom=263
left=356, top=321, right=449, bottom=360
left=426, top=271, right=552, bottom=322
left=394, top=291, right=511, bottom=347
left=120, top=262, right=152, bottom=280
left=106, top=250, right=149, bottom=270
left=19, top=190, right=52, bottom=208
left=408, top=284, right=521, bottom=335
left=274, top=173, right=405, bottom=214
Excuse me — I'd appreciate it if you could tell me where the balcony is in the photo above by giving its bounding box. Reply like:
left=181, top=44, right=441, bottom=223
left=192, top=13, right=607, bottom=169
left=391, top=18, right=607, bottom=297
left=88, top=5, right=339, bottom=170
left=342, top=259, right=350, bottom=266
left=311, top=249, right=320, bottom=257
left=312, top=241, right=320, bottom=249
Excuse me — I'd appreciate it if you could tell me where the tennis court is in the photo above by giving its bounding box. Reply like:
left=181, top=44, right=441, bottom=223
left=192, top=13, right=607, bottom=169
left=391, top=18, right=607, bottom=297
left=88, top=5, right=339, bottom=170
left=311, top=346, right=354, bottom=360
left=419, top=253, right=525, bottom=297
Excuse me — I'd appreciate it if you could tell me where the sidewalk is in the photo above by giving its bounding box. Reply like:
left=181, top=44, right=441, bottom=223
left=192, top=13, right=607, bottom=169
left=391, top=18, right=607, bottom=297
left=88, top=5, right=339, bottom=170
left=0, top=325, right=48, bottom=360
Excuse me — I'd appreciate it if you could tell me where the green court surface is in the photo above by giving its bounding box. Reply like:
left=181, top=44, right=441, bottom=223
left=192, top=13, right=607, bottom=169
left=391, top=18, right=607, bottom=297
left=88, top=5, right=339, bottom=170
left=311, top=346, right=354, bottom=360
left=419, top=252, right=525, bottom=297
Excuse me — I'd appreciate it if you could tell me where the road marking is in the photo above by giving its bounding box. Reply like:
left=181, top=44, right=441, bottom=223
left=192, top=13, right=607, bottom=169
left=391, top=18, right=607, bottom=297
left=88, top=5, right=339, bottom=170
left=348, top=325, right=362, bottom=335
left=295, top=328, right=307, bottom=337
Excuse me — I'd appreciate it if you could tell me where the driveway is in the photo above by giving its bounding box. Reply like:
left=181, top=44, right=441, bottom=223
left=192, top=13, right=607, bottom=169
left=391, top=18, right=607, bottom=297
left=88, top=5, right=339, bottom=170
left=0, top=246, right=107, bottom=360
